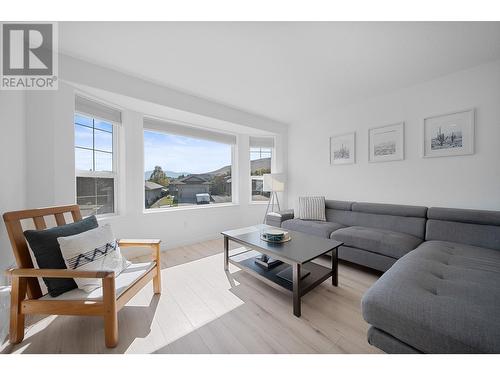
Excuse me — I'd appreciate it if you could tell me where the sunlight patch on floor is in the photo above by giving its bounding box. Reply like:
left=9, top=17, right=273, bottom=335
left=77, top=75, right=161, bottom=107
left=124, top=252, right=245, bottom=353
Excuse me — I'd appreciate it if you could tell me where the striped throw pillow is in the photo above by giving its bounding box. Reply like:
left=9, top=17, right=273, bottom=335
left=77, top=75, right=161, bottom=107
left=297, top=196, right=326, bottom=221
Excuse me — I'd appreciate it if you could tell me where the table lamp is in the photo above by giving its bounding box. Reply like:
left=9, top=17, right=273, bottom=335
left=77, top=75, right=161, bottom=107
left=262, top=173, right=285, bottom=223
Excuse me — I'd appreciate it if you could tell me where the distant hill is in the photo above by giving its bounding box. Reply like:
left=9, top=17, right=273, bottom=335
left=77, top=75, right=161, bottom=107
left=144, top=170, right=190, bottom=180
left=145, top=158, right=270, bottom=181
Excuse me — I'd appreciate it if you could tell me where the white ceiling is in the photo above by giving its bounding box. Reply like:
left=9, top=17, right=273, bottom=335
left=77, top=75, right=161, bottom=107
left=59, top=22, right=500, bottom=125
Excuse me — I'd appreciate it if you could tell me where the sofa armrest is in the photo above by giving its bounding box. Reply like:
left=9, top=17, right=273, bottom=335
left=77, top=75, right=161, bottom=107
left=266, top=209, right=294, bottom=227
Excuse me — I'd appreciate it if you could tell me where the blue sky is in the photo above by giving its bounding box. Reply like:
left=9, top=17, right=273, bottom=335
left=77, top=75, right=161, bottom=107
left=74, top=115, right=113, bottom=172
left=144, top=130, right=232, bottom=174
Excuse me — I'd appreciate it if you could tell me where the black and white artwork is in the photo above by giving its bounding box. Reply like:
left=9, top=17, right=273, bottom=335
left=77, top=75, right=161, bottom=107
left=424, top=109, right=475, bottom=158
left=330, top=132, right=355, bottom=165
left=369, top=122, right=404, bottom=162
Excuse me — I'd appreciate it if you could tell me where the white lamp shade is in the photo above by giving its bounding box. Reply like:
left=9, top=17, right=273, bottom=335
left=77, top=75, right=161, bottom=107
left=263, top=173, right=285, bottom=192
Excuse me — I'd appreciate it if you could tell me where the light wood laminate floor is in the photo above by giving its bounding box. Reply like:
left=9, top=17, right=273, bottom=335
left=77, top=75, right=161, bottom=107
left=1, top=239, right=383, bottom=354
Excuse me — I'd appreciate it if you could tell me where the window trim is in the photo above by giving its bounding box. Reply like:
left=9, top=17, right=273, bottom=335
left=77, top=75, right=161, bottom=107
left=75, top=111, right=120, bottom=217
left=142, top=127, right=236, bottom=211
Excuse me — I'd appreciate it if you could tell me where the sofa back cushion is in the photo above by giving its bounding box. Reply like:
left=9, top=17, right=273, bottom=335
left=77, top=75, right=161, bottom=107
left=325, top=200, right=355, bottom=227
left=327, top=201, right=427, bottom=239
left=426, top=207, right=500, bottom=250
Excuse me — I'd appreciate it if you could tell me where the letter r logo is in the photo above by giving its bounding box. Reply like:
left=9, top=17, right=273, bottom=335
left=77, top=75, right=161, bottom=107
left=2, top=23, right=53, bottom=75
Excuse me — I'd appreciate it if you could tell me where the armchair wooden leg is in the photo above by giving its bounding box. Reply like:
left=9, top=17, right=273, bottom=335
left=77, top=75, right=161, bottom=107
left=103, top=275, right=118, bottom=348
left=153, top=244, right=162, bottom=295
left=9, top=277, right=27, bottom=344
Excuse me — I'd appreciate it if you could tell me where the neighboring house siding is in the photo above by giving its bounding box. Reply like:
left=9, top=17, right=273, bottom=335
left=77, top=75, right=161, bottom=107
left=145, top=188, right=162, bottom=206
left=177, top=184, right=210, bottom=203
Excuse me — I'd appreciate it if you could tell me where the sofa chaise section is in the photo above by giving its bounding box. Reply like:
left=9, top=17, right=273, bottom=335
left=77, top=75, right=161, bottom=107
left=362, top=207, right=500, bottom=353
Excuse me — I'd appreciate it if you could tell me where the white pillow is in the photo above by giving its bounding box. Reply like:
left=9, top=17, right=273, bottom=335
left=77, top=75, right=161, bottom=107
left=57, top=224, right=131, bottom=293
left=297, top=196, right=326, bottom=221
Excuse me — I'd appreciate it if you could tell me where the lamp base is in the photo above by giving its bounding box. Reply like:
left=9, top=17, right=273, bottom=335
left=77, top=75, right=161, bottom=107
left=263, top=191, right=281, bottom=223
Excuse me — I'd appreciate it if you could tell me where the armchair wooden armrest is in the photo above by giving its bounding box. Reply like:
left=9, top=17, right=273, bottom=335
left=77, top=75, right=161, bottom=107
left=7, top=268, right=114, bottom=279
left=118, top=239, right=162, bottom=296
left=118, top=239, right=161, bottom=263
left=118, top=239, right=161, bottom=247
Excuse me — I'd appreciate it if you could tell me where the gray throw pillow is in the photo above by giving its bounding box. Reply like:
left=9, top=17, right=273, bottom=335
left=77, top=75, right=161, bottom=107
left=23, top=215, right=98, bottom=297
left=297, top=196, right=326, bottom=221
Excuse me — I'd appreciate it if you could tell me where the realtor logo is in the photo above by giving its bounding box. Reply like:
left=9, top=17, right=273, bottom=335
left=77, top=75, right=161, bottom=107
left=1, top=22, right=58, bottom=90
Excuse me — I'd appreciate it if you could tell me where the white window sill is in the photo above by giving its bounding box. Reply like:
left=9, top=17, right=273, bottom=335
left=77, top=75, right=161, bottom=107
left=249, top=201, right=270, bottom=205
left=143, top=202, right=239, bottom=214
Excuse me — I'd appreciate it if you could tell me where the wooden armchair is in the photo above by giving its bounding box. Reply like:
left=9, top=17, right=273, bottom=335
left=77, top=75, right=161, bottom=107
left=3, top=204, right=162, bottom=348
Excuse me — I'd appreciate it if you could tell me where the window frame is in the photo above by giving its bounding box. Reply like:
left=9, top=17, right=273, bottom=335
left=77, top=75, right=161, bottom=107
left=74, top=112, right=120, bottom=217
left=142, top=127, right=236, bottom=211
left=249, top=142, right=275, bottom=204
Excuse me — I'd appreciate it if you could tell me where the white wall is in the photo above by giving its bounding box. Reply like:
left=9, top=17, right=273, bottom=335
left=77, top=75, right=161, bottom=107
left=0, top=91, right=26, bottom=282
left=287, top=60, right=500, bottom=210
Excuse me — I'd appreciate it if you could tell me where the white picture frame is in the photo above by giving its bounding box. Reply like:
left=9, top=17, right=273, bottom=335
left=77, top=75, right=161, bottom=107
left=368, top=122, right=405, bottom=163
left=423, top=108, right=475, bottom=158
left=330, top=132, right=356, bottom=165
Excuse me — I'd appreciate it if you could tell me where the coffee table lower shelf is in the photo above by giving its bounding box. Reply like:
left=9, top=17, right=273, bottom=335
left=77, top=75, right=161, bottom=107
left=228, top=254, right=332, bottom=298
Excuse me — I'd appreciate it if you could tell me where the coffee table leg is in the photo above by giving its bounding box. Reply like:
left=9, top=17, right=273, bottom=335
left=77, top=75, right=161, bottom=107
left=293, top=263, right=301, bottom=317
left=332, top=247, right=338, bottom=286
left=224, top=235, right=229, bottom=271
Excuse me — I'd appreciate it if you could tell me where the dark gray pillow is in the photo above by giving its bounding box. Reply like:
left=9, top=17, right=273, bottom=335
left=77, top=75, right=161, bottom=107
left=24, top=215, right=98, bottom=297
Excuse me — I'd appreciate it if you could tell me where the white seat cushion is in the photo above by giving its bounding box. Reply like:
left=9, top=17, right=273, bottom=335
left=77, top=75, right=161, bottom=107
left=39, top=262, right=155, bottom=301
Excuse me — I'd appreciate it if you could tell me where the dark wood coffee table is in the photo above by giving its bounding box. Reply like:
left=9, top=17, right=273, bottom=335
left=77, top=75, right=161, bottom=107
left=222, top=224, right=343, bottom=317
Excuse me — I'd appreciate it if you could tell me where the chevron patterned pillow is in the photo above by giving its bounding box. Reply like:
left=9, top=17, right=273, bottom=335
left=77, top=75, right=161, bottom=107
left=57, top=224, right=131, bottom=293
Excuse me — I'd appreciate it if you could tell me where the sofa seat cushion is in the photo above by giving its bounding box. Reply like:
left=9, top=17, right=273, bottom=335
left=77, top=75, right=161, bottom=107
left=362, top=241, right=500, bottom=353
left=331, top=226, right=422, bottom=259
left=282, top=219, right=344, bottom=238
left=39, top=262, right=155, bottom=301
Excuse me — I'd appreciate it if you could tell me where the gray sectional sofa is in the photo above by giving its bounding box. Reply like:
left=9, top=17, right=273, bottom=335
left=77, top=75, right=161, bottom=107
left=267, top=200, right=428, bottom=272
left=266, top=201, right=500, bottom=353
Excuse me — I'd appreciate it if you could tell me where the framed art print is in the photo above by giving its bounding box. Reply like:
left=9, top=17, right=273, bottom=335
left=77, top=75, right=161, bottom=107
left=330, top=132, right=355, bottom=165
left=368, top=122, right=404, bottom=163
left=423, top=109, right=475, bottom=158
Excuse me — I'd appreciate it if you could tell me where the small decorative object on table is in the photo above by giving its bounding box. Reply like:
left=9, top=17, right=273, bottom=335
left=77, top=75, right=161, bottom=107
left=254, top=254, right=282, bottom=269
left=260, top=228, right=291, bottom=243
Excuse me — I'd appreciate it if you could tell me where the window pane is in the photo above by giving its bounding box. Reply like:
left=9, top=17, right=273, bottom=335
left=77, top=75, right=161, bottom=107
left=251, top=147, right=272, bottom=201
left=250, top=154, right=271, bottom=176
left=74, top=124, right=93, bottom=149
left=75, top=147, right=93, bottom=171
left=94, top=151, right=113, bottom=172
left=96, top=178, right=114, bottom=215
left=94, top=120, right=113, bottom=132
left=76, top=177, right=114, bottom=216
left=76, top=177, right=97, bottom=217
left=75, top=112, right=116, bottom=216
left=94, top=128, right=113, bottom=152
left=144, top=130, right=232, bottom=209
left=74, top=114, right=92, bottom=127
